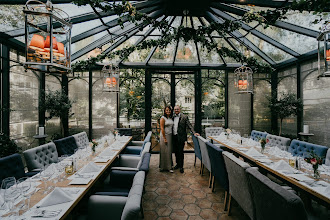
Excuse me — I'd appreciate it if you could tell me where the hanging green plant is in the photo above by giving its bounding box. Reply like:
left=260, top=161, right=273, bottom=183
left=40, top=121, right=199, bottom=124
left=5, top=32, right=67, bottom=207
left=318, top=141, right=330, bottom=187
left=0, top=133, right=21, bottom=157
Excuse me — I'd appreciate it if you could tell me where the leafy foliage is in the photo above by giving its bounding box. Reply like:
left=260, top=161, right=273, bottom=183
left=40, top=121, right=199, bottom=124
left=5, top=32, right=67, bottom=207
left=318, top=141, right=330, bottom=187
left=40, top=89, right=74, bottom=120
left=268, top=93, right=303, bottom=135
left=0, top=133, right=21, bottom=158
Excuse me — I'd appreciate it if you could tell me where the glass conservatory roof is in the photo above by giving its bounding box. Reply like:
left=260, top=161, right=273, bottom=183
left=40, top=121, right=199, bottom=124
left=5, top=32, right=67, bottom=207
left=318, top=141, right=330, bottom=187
left=0, top=0, right=329, bottom=70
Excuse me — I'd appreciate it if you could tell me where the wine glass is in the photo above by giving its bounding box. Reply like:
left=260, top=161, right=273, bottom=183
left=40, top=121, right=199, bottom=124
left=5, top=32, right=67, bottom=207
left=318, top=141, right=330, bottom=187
left=1, top=177, right=16, bottom=210
left=4, top=182, right=21, bottom=219
left=16, top=177, right=31, bottom=211
left=40, top=165, right=53, bottom=194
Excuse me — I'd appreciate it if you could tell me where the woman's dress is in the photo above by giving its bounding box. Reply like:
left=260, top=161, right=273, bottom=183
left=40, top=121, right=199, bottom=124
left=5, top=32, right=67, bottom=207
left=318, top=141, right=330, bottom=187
left=159, top=116, right=173, bottom=170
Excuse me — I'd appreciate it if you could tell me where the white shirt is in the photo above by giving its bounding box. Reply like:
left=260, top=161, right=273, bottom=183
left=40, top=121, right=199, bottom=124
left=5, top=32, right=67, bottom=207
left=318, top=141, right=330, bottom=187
left=173, top=113, right=180, bottom=135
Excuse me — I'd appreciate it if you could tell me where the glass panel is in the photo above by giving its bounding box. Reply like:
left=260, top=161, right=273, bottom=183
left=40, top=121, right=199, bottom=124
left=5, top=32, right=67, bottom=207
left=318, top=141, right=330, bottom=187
left=175, top=40, right=198, bottom=63
left=54, top=4, right=94, bottom=18
left=255, top=24, right=318, bottom=54
left=201, top=70, right=225, bottom=135
left=253, top=77, right=271, bottom=132
left=45, top=75, right=62, bottom=140
left=198, top=40, right=223, bottom=64
left=68, top=76, right=89, bottom=135
left=92, top=70, right=117, bottom=138
left=149, top=41, right=176, bottom=63
left=127, top=36, right=159, bottom=62
left=10, top=54, right=39, bottom=151
left=241, top=30, right=294, bottom=62
left=0, top=5, right=25, bottom=31
left=282, top=11, right=330, bottom=31
left=214, top=37, right=237, bottom=63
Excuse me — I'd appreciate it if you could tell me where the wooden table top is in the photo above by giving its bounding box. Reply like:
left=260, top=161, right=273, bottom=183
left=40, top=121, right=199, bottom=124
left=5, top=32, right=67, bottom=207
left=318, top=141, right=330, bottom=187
left=19, top=137, right=132, bottom=220
left=210, top=137, right=330, bottom=207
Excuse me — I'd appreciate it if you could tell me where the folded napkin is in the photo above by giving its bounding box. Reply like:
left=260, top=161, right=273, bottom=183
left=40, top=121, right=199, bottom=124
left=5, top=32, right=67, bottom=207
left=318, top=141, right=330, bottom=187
left=272, top=160, right=296, bottom=174
left=245, top=147, right=265, bottom=158
left=69, top=178, right=92, bottom=185
left=38, top=188, right=72, bottom=208
left=99, top=149, right=115, bottom=157
left=80, top=162, right=101, bottom=174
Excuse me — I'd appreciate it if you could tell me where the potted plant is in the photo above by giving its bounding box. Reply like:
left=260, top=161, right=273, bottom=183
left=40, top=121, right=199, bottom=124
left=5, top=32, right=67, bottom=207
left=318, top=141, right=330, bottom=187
left=0, top=133, right=21, bottom=157
left=304, top=150, right=323, bottom=179
left=40, top=89, right=74, bottom=138
left=268, top=93, right=303, bottom=136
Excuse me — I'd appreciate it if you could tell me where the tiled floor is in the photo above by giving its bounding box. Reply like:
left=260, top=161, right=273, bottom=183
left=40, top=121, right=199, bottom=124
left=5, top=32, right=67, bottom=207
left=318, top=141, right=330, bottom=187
left=143, top=153, right=250, bottom=220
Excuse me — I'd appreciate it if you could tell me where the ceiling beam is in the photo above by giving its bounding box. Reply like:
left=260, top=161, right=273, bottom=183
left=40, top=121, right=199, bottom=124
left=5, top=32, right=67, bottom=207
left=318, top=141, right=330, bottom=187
left=212, top=3, right=319, bottom=38
left=69, top=5, right=161, bottom=44
left=145, top=46, right=158, bottom=64
left=212, top=0, right=292, bottom=8
left=210, top=7, right=300, bottom=57
left=119, top=62, right=242, bottom=70
left=2, top=0, right=162, bottom=38
left=205, top=11, right=276, bottom=65
left=172, top=17, right=184, bottom=65
left=1, top=0, right=150, bottom=3
left=72, top=9, right=164, bottom=61
left=190, top=16, right=201, bottom=65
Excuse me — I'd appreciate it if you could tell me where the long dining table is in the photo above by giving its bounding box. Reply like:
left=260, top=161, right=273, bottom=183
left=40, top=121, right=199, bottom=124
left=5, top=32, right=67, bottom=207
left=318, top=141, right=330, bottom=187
left=1, top=136, right=132, bottom=220
left=210, top=136, right=330, bottom=208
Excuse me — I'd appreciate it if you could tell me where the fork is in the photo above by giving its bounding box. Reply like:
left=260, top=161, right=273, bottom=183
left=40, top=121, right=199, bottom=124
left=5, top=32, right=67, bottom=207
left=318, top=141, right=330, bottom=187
left=32, top=209, right=62, bottom=218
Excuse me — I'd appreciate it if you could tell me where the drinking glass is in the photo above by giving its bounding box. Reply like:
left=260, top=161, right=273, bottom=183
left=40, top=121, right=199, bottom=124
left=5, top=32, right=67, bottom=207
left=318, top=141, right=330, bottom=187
left=1, top=177, right=16, bottom=210
left=40, top=165, right=53, bottom=194
left=289, top=157, right=296, bottom=168
left=4, top=182, right=21, bottom=219
left=16, top=177, right=31, bottom=211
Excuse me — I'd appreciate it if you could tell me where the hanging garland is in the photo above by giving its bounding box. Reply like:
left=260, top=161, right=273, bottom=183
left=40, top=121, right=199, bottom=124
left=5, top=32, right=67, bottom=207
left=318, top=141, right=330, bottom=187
left=71, top=0, right=329, bottom=72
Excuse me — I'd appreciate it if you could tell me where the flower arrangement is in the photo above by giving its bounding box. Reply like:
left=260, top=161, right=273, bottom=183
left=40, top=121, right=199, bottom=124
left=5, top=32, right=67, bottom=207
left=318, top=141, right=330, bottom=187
left=258, top=137, right=268, bottom=153
left=304, top=151, right=323, bottom=179
left=90, top=139, right=98, bottom=153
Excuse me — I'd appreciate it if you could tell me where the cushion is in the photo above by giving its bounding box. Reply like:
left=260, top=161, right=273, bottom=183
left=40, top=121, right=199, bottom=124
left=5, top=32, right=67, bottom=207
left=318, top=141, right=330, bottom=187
left=54, top=136, right=78, bottom=156
left=191, top=132, right=202, bottom=161
left=250, top=130, right=268, bottom=142
left=288, top=139, right=328, bottom=163
left=325, top=149, right=330, bottom=166
left=72, top=131, right=89, bottom=149
left=197, top=136, right=211, bottom=172
left=23, top=142, right=58, bottom=172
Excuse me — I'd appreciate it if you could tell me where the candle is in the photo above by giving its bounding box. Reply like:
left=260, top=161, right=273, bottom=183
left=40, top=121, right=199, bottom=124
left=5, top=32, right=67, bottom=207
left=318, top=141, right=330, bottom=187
left=303, top=125, right=309, bottom=134
left=39, top=126, right=45, bottom=136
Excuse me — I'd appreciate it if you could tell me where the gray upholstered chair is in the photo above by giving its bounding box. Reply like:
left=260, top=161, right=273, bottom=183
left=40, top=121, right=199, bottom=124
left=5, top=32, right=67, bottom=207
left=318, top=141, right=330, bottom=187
left=205, top=127, right=225, bottom=138
left=112, top=151, right=151, bottom=173
left=265, top=134, right=291, bottom=151
left=72, top=131, right=89, bottom=149
left=223, top=152, right=255, bottom=219
left=87, top=171, right=145, bottom=220
left=128, top=131, right=152, bottom=147
left=325, top=148, right=330, bottom=166
left=197, top=136, right=212, bottom=187
left=23, top=142, right=58, bottom=172
left=246, top=167, right=308, bottom=220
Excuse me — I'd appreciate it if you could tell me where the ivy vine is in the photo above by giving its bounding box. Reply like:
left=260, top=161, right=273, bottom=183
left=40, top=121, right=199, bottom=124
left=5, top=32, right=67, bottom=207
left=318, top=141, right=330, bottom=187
left=71, top=0, right=329, bottom=72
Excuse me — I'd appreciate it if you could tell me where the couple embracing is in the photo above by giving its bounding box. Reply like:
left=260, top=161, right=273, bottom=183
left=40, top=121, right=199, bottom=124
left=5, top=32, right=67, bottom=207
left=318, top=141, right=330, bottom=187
left=159, top=105, right=199, bottom=173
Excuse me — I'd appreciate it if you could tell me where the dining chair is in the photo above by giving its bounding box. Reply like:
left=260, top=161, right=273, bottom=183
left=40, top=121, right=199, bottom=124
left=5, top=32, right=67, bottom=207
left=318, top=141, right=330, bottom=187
left=111, top=151, right=151, bottom=173
left=205, top=142, right=229, bottom=210
left=72, top=131, right=90, bottom=149
left=88, top=171, right=145, bottom=220
left=288, top=139, right=328, bottom=163
left=205, top=127, right=225, bottom=138
left=325, top=148, right=330, bottom=166
left=124, top=131, right=152, bottom=154
left=191, top=132, right=202, bottom=171
left=121, top=142, right=151, bottom=157
left=0, top=154, right=36, bottom=184
left=23, top=142, right=58, bottom=172
left=54, top=136, right=78, bottom=156
left=197, top=136, right=212, bottom=187
left=223, top=151, right=255, bottom=218
left=246, top=167, right=308, bottom=220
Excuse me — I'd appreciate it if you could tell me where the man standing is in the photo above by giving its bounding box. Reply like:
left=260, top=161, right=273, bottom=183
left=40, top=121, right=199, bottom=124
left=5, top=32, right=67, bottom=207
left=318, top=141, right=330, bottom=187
left=173, top=105, right=199, bottom=173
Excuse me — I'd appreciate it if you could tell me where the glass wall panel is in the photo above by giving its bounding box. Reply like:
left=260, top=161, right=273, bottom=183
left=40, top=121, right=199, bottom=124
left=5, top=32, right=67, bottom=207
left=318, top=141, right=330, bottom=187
left=175, top=40, right=198, bottom=63
left=253, top=75, right=271, bottom=132
left=10, top=52, right=39, bottom=151
left=92, top=70, right=117, bottom=138
left=68, top=75, right=89, bottom=135
left=45, top=75, right=62, bottom=140
left=201, top=70, right=225, bottom=133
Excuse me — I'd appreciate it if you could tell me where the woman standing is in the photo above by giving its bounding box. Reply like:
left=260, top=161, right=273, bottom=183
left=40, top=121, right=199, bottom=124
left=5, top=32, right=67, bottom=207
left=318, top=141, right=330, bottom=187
left=159, top=106, right=174, bottom=172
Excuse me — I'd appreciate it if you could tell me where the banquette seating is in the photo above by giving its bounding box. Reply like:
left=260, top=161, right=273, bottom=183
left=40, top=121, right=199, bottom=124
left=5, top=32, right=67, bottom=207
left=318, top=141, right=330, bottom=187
left=54, top=136, right=78, bottom=157
left=205, top=127, right=225, bottom=137
left=250, top=130, right=267, bottom=142
left=88, top=171, right=145, bottom=220
left=325, top=149, right=330, bottom=166
left=265, top=134, right=291, bottom=151
left=23, top=142, right=58, bottom=172
left=288, top=139, right=328, bottom=162
left=0, top=153, right=37, bottom=184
